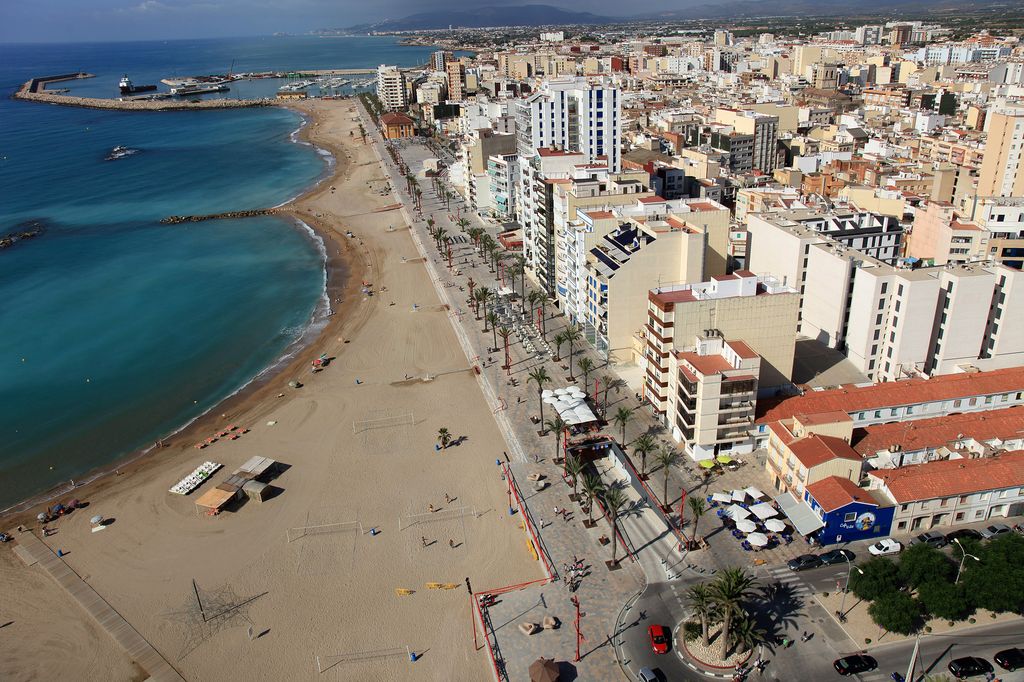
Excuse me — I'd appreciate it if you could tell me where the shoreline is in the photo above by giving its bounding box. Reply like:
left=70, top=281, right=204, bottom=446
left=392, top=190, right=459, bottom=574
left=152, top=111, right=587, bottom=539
left=0, top=101, right=364, bottom=524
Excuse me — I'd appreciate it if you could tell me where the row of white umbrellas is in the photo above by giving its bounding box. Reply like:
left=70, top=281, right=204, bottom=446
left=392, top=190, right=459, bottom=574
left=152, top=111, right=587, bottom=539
left=541, top=387, right=595, bottom=425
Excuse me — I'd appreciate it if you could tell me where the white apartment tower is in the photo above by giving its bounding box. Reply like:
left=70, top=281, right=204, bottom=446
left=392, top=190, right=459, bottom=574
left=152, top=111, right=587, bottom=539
left=376, top=65, right=408, bottom=111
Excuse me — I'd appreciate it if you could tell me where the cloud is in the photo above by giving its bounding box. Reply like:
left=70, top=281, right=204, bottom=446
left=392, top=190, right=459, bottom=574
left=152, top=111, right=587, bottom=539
left=132, top=0, right=168, bottom=11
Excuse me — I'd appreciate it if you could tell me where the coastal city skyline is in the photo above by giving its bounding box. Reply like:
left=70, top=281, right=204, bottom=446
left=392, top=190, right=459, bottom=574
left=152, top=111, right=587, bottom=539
left=2, top=10, right=1024, bottom=682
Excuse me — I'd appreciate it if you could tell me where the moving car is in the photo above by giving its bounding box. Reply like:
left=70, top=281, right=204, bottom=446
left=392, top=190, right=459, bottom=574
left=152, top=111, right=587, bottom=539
left=637, top=667, right=660, bottom=682
left=995, top=647, right=1024, bottom=671
left=980, top=523, right=1012, bottom=539
left=910, top=531, right=947, bottom=549
left=868, top=538, right=903, bottom=556
left=948, top=656, right=993, bottom=679
left=647, top=624, right=670, bottom=654
left=787, top=554, right=822, bottom=571
left=819, top=549, right=856, bottom=565
left=833, top=654, right=877, bottom=676
left=945, top=528, right=982, bottom=544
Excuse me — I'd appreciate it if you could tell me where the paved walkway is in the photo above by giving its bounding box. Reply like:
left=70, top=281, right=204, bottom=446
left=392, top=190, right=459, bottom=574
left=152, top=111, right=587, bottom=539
left=16, top=530, right=185, bottom=682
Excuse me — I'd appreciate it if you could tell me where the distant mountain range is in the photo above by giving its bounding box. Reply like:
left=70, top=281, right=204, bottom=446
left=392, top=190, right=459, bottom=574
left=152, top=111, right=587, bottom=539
left=331, top=0, right=1009, bottom=32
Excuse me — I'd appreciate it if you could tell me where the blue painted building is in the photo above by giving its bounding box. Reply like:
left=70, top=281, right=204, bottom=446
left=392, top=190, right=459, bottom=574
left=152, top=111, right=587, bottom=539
left=803, top=476, right=894, bottom=546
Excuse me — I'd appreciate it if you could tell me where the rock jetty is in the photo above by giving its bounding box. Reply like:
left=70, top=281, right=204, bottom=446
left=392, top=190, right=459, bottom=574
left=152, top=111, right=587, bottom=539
left=0, top=225, right=44, bottom=251
left=14, top=75, right=271, bottom=111
left=160, top=209, right=277, bottom=224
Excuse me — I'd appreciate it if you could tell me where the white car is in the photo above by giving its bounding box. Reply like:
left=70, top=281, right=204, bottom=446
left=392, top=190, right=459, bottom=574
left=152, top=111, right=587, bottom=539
left=868, top=538, right=903, bottom=556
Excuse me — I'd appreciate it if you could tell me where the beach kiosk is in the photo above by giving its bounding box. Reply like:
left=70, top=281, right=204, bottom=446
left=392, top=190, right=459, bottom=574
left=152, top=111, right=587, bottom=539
left=194, top=484, right=239, bottom=515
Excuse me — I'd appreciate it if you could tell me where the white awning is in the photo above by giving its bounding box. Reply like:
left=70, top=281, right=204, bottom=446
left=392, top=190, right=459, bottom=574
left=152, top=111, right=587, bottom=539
left=724, top=504, right=750, bottom=520
left=744, top=486, right=766, bottom=500
left=749, top=502, right=778, bottom=520
left=551, top=387, right=598, bottom=425
left=731, top=489, right=747, bottom=502
left=711, top=492, right=732, bottom=503
left=765, top=518, right=787, bottom=532
left=775, top=492, right=824, bottom=536
left=736, top=519, right=757, bottom=533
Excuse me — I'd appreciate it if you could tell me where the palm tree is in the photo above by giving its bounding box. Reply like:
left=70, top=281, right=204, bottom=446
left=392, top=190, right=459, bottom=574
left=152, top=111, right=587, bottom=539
left=437, top=427, right=452, bottom=449
left=564, top=326, right=583, bottom=379
left=497, top=327, right=513, bottom=366
left=565, top=453, right=585, bottom=491
left=529, top=367, right=550, bottom=425
left=553, top=331, right=569, bottom=362
left=507, top=261, right=523, bottom=301
left=632, top=433, right=657, bottom=478
left=435, top=227, right=449, bottom=252
left=486, top=312, right=499, bottom=349
left=514, top=255, right=527, bottom=304
left=686, top=583, right=716, bottom=647
left=358, top=123, right=366, bottom=143
left=655, top=444, right=679, bottom=501
left=577, top=356, right=595, bottom=391
left=687, top=496, right=707, bottom=547
left=539, top=294, right=551, bottom=339
left=710, top=568, right=758, bottom=657
left=613, top=406, right=634, bottom=446
left=601, top=375, right=627, bottom=415
left=602, top=487, right=627, bottom=565
left=579, top=473, right=606, bottom=528
left=456, top=217, right=470, bottom=232
left=543, top=415, right=568, bottom=461
left=728, top=612, right=765, bottom=656
left=477, top=286, right=492, bottom=320
left=527, top=290, right=543, bottom=328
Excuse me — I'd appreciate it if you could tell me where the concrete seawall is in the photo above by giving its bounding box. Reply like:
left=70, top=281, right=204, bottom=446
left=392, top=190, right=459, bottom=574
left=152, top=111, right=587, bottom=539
left=13, top=76, right=272, bottom=111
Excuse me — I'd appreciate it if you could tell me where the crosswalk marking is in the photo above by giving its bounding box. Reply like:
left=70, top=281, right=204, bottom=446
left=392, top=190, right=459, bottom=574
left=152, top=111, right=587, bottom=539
left=763, top=565, right=813, bottom=598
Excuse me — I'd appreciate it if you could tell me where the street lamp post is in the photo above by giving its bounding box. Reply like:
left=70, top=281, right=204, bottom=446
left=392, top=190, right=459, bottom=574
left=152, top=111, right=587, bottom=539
left=838, top=553, right=864, bottom=621
left=952, top=538, right=980, bottom=584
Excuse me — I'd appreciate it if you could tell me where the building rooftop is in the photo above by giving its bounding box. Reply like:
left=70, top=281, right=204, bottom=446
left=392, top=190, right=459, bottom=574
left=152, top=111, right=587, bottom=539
left=756, top=367, right=1024, bottom=424
left=789, top=434, right=862, bottom=469
left=867, top=451, right=1024, bottom=503
left=806, top=476, right=879, bottom=512
left=852, top=405, right=1024, bottom=456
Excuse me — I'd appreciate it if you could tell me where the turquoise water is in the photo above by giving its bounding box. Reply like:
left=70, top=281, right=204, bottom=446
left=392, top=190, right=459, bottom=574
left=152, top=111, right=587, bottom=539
left=0, top=36, right=437, bottom=510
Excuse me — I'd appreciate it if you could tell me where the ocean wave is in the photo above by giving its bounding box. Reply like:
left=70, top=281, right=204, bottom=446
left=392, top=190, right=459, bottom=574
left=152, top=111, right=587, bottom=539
left=272, top=110, right=335, bottom=209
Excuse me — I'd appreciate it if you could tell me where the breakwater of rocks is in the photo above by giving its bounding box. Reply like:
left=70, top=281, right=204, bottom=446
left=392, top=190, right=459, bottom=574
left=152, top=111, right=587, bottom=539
left=160, top=209, right=278, bottom=224
left=14, top=75, right=272, bottom=111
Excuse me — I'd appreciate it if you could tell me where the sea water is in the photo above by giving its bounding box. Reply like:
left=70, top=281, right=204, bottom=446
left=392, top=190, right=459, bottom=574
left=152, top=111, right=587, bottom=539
left=0, top=36, right=438, bottom=509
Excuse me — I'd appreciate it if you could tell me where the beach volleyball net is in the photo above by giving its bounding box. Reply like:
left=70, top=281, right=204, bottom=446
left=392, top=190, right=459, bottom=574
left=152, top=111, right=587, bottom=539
left=315, top=646, right=412, bottom=674
left=352, top=411, right=415, bottom=434
left=399, top=506, right=477, bottom=531
left=286, top=521, right=363, bottom=543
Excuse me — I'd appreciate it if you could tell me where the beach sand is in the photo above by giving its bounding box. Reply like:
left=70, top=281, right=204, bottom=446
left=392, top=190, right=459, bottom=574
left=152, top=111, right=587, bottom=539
left=0, top=99, right=538, bottom=681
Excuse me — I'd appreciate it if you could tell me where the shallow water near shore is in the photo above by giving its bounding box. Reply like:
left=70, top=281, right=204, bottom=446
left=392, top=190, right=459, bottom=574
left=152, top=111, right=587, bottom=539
left=0, top=36, right=439, bottom=510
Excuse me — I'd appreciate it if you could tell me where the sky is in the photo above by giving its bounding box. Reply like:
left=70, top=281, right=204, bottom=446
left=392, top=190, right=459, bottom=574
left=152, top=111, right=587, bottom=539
left=0, top=0, right=625, bottom=43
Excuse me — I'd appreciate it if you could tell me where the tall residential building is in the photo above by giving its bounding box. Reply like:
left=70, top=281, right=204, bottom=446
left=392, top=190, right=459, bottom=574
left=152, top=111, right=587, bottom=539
left=446, top=61, right=467, bottom=101
left=376, top=65, right=408, bottom=111
left=431, top=50, right=452, bottom=72
left=713, top=108, right=780, bottom=174
left=487, top=154, right=519, bottom=221
left=637, top=271, right=800, bottom=414
left=977, top=107, right=1024, bottom=198
left=515, top=77, right=621, bottom=172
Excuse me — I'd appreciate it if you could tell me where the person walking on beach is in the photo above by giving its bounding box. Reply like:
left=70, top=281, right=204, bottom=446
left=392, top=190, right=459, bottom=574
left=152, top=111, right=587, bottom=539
left=444, top=493, right=452, bottom=504
left=449, top=539, right=455, bottom=549
left=421, top=536, right=428, bottom=547
left=428, top=504, right=436, bottom=513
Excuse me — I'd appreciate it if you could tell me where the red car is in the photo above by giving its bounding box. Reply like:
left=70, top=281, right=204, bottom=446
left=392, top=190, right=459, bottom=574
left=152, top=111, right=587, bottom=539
left=648, top=624, right=670, bottom=654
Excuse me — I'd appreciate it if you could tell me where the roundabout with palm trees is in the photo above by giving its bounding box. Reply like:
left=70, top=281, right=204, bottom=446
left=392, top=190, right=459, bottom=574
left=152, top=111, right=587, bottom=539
left=680, top=569, right=762, bottom=672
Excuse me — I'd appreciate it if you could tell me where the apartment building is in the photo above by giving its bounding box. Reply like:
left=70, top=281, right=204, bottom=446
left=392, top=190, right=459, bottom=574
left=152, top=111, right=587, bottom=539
left=463, top=130, right=517, bottom=216
left=446, top=61, right=467, bottom=101
left=977, top=106, right=1024, bottom=198
left=666, top=335, right=762, bottom=459
left=376, top=65, right=408, bottom=111
left=519, top=149, right=585, bottom=294
left=765, top=417, right=862, bottom=498
left=638, top=272, right=799, bottom=415
left=714, top=108, right=780, bottom=174
left=487, top=154, right=519, bottom=221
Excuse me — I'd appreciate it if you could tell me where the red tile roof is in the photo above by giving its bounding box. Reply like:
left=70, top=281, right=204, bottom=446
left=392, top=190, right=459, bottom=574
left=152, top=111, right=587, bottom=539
left=678, top=352, right=733, bottom=376
left=380, top=112, right=414, bottom=125
left=789, top=434, right=861, bottom=469
left=727, top=340, right=758, bottom=359
left=756, top=367, right=1024, bottom=424
left=796, top=411, right=853, bottom=426
left=806, top=476, right=877, bottom=512
left=639, top=196, right=667, bottom=204
left=867, top=451, right=1024, bottom=503
left=852, top=406, right=1024, bottom=456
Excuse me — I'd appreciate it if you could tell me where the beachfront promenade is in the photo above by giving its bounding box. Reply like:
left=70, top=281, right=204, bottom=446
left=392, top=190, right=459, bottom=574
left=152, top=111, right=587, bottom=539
left=15, top=531, right=185, bottom=681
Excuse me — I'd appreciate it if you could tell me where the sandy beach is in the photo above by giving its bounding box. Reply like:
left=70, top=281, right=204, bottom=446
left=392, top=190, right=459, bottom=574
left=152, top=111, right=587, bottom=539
left=0, top=98, right=539, bottom=681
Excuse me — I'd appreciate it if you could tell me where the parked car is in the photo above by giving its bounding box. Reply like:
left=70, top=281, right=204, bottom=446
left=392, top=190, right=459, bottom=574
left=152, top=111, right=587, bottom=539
left=647, top=624, right=670, bottom=654
left=980, top=523, right=1012, bottom=539
left=868, top=538, right=903, bottom=556
left=910, top=531, right=948, bottom=549
left=833, top=654, right=877, bottom=676
left=819, top=549, right=856, bottom=565
left=995, top=647, right=1024, bottom=671
left=945, top=528, right=983, bottom=544
left=788, top=554, right=823, bottom=571
left=637, top=667, right=660, bottom=682
left=948, top=656, right=993, bottom=679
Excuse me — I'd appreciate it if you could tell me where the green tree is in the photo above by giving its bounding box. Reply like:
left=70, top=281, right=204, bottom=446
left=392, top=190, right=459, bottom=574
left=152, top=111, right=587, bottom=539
left=437, top=427, right=452, bottom=449
left=917, top=580, right=973, bottom=621
left=543, top=416, right=568, bottom=461
left=728, top=612, right=766, bottom=655
left=961, top=533, right=1024, bottom=613
left=898, top=543, right=955, bottom=588
left=613, top=406, right=634, bottom=446
left=850, top=557, right=901, bottom=602
left=476, top=286, right=492, bottom=320
left=529, top=367, right=550, bottom=425
left=631, top=433, right=657, bottom=478
left=579, top=473, right=606, bottom=527
left=577, top=356, right=596, bottom=391
left=565, top=454, right=585, bottom=497
left=655, top=446, right=682, bottom=509
left=497, top=326, right=513, bottom=364
left=710, top=568, right=758, bottom=657
left=602, top=487, right=627, bottom=565
left=868, top=591, right=923, bottom=635
left=686, top=582, right=716, bottom=647
left=687, top=496, right=707, bottom=546
left=553, top=331, right=569, bottom=362
left=601, top=375, right=627, bottom=415
left=563, top=326, right=582, bottom=379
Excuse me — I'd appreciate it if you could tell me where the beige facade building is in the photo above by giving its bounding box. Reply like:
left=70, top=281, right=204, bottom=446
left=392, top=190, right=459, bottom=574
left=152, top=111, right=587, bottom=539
left=977, top=106, right=1024, bottom=198
left=765, top=418, right=862, bottom=498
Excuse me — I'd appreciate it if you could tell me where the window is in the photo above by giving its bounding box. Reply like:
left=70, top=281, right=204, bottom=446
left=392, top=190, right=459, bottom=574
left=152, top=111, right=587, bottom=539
left=974, top=509, right=984, bottom=519
left=844, top=512, right=857, bottom=522
left=881, top=282, right=888, bottom=294
left=873, top=330, right=880, bottom=341
left=900, top=504, right=910, bottom=512
left=897, top=520, right=907, bottom=530
left=876, top=313, right=883, bottom=325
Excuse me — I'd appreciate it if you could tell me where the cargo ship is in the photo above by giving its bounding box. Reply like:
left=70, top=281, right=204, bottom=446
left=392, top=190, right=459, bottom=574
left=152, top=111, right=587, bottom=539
left=119, top=75, right=157, bottom=94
